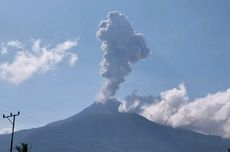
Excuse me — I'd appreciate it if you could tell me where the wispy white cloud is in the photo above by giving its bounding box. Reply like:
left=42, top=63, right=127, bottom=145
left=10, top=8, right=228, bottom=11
left=120, top=84, right=230, bottom=138
left=68, top=53, right=79, bottom=66
left=7, top=40, right=24, bottom=49
left=0, top=39, right=79, bottom=84
left=0, top=127, right=12, bottom=134
left=1, top=43, right=8, bottom=55
left=1, top=40, right=24, bottom=55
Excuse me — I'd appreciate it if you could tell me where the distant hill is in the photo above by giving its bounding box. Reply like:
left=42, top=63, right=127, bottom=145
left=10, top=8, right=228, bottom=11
left=0, top=100, right=229, bottom=152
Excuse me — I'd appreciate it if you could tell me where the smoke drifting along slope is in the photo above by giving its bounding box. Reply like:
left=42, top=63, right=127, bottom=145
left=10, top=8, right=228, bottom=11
left=96, top=12, right=150, bottom=102
left=95, top=11, right=230, bottom=139
left=119, top=84, right=230, bottom=138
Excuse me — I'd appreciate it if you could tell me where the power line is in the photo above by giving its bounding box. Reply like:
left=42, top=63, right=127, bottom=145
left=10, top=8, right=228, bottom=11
left=3, top=111, right=20, bottom=152
left=19, top=116, right=43, bottom=127
left=0, top=103, right=43, bottom=127
left=20, top=113, right=43, bottom=126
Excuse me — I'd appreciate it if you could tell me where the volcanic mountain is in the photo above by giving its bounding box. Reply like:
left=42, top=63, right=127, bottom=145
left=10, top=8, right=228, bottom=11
left=0, top=99, right=230, bottom=152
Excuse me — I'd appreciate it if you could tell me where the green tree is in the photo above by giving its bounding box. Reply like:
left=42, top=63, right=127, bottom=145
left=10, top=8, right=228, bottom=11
left=15, top=143, right=31, bottom=152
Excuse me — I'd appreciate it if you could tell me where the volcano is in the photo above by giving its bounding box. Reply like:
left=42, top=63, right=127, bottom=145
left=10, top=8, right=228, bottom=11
left=0, top=100, right=230, bottom=152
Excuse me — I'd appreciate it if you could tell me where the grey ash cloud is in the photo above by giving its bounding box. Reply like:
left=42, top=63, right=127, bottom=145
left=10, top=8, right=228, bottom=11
left=96, top=12, right=150, bottom=102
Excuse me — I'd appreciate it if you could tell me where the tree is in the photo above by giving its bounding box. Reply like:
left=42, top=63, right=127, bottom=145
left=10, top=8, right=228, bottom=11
left=15, top=143, right=31, bottom=152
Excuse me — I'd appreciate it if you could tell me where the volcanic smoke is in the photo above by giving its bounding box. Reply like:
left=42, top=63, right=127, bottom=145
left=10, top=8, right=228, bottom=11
left=96, top=12, right=150, bottom=102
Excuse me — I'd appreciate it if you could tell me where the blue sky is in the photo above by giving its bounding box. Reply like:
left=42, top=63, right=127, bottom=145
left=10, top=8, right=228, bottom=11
left=0, top=0, right=230, bottom=132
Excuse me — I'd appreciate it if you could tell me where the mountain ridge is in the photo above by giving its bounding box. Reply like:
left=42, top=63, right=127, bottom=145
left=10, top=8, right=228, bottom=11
left=0, top=101, right=229, bottom=152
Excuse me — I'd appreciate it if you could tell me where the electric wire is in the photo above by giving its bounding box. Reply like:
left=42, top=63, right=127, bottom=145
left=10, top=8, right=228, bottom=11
left=0, top=103, right=43, bottom=128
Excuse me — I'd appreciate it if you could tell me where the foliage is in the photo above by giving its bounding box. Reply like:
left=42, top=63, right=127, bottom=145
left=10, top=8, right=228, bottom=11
left=15, top=143, right=31, bottom=152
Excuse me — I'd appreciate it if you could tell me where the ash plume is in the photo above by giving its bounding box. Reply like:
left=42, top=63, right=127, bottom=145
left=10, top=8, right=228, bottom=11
left=96, top=12, right=150, bottom=102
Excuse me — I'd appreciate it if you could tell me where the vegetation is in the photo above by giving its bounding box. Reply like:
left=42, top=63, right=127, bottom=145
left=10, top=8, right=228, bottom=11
left=15, top=143, right=31, bottom=152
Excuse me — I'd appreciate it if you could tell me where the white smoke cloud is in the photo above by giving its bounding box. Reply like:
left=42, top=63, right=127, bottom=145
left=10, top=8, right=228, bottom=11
left=119, top=84, right=230, bottom=138
left=119, top=90, right=155, bottom=113
left=0, top=39, right=78, bottom=84
left=96, top=12, right=150, bottom=102
left=0, top=127, right=12, bottom=134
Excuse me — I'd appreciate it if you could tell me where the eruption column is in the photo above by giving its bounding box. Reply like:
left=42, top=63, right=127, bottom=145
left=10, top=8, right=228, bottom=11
left=96, top=12, right=150, bottom=102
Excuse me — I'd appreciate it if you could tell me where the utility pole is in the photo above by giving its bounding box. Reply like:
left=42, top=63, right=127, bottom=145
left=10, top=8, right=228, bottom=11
left=3, top=111, right=20, bottom=152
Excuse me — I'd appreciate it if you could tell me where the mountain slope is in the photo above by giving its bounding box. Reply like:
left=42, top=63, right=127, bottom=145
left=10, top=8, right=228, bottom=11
left=0, top=101, right=229, bottom=152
